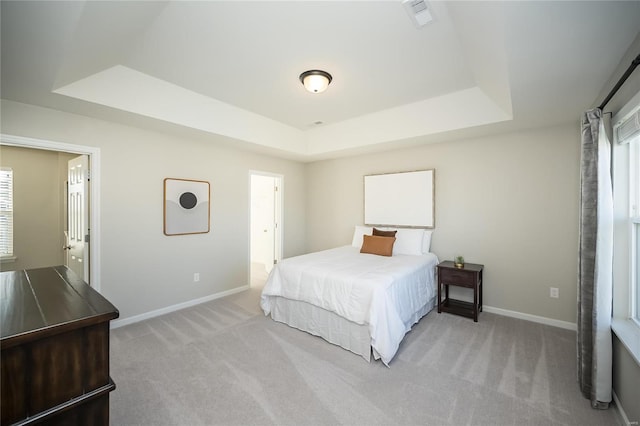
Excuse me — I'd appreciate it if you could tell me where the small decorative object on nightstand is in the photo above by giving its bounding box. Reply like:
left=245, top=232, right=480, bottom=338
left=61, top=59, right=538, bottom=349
left=437, top=260, right=484, bottom=322
left=454, top=255, right=464, bottom=268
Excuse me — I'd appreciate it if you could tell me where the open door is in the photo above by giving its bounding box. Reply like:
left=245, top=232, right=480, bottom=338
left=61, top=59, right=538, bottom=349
left=250, top=172, right=282, bottom=287
left=65, top=155, right=90, bottom=282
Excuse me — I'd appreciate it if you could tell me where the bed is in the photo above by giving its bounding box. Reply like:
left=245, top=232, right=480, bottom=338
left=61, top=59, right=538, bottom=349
left=260, top=226, right=437, bottom=365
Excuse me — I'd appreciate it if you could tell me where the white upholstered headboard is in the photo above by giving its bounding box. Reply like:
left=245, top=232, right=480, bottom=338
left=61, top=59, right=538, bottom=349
left=364, top=169, right=435, bottom=228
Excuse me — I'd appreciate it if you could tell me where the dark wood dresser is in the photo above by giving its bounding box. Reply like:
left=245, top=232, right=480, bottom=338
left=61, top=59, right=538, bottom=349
left=1, top=266, right=119, bottom=425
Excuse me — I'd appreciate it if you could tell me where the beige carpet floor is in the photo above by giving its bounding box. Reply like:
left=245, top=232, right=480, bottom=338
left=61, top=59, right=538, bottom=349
left=109, top=287, right=619, bottom=425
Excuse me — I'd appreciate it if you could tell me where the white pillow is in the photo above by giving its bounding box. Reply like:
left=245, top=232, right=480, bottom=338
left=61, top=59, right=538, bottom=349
left=422, top=230, right=433, bottom=253
left=374, top=227, right=424, bottom=255
left=351, top=225, right=373, bottom=248
left=393, top=228, right=424, bottom=255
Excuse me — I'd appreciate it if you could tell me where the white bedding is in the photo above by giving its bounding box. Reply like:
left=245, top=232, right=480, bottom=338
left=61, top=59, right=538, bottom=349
left=260, top=245, right=438, bottom=365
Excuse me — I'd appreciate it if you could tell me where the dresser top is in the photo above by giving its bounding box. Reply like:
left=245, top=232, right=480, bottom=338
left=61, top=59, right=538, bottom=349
left=437, top=260, right=484, bottom=272
left=1, top=266, right=118, bottom=347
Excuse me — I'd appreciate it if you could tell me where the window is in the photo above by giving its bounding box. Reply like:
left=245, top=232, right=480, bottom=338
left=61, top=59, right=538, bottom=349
left=631, top=136, right=640, bottom=322
left=612, top=91, right=640, bottom=364
left=617, top=112, right=640, bottom=323
left=0, top=168, right=14, bottom=258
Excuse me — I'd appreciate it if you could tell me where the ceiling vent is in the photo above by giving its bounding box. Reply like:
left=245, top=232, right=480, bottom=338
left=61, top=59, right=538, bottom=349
left=402, top=0, right=434, bottom=28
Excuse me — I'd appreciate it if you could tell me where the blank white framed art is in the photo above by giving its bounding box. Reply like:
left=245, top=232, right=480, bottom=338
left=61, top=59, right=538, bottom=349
left=364, top=169, right=435, bottom=228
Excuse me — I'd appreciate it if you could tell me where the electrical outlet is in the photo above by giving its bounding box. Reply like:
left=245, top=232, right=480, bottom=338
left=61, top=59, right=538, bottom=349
left=193, top=273, right=200, bottom=282
left=550, top=287, right=559, bottom=298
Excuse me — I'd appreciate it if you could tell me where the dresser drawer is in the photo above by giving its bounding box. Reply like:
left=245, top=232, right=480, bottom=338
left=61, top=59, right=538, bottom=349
left=439, top=267, right=476, bottom=287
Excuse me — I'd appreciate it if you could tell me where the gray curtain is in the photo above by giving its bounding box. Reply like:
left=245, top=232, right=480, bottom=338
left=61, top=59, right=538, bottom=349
left=577, top=108, right=613, bottom=409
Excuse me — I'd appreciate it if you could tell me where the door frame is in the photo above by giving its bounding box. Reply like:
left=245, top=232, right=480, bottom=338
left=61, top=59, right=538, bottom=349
left=0, top=134, right=102, bottom=292
left=248, top=170, right=283, bottom=283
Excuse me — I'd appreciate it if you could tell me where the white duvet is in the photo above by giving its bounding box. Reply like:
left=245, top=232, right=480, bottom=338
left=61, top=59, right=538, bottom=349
left=260, top=245, right=438, bottom=365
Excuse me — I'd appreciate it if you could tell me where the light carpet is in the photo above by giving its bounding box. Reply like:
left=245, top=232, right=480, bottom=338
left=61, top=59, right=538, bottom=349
left=110, top=287, right=619, bottom=425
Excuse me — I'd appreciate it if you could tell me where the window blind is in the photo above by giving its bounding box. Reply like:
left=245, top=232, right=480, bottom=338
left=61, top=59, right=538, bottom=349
left=617, top=109, right=640, bottom=144
left=0, top=168, right=14, bottom=256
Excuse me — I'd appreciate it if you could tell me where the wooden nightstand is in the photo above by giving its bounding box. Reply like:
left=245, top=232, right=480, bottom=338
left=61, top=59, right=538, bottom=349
left=437, top=261, right=484, bottom=322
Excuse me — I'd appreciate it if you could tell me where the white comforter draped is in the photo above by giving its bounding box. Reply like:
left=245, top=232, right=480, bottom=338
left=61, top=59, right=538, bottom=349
left=260, top=246, right=438, bottom=365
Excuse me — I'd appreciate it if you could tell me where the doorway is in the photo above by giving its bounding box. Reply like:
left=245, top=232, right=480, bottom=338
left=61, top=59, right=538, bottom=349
left=0, top=134, right=102, bottom=291
left=249, top=171, right=282, bottom=288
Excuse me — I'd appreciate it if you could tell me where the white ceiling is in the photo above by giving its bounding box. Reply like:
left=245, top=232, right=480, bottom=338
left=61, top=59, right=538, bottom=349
left=2, top=1, right=639, bottom=162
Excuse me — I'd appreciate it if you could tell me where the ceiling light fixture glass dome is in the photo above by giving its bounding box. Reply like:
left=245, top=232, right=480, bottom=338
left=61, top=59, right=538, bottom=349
left=299, top=70, right=332, bottom=93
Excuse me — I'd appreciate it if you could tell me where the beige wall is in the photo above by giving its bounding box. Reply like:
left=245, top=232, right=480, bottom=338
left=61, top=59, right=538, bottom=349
left=0, top=145, right=76, bottom=271
left=307, top=123, right=580, bottom=324
left=0, top=99, right=307, bottom=320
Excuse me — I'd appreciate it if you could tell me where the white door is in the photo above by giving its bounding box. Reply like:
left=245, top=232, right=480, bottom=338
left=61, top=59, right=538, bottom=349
left=250, top=173, right=282, bottom=287
left=66, top=155, right=90, bottom=282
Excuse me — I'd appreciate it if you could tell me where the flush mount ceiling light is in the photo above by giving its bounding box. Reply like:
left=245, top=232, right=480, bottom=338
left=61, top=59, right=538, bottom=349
left=299, top=70, right=332, bottom=93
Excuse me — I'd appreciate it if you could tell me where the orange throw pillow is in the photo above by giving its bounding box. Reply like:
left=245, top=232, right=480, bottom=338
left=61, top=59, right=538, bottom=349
left=360, top=234, right=396, bottom=257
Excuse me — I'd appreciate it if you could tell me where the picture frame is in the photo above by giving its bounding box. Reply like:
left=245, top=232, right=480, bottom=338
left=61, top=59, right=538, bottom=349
left=364, top=169, right=435, bottom=228
left=163, top=178, right=210, bottom=235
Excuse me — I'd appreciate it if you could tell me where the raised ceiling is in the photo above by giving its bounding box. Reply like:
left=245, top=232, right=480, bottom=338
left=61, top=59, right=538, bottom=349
left=2, top=1, right=639, bottom=161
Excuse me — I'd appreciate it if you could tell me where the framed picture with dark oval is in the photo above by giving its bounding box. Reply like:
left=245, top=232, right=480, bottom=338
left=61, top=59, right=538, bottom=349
left=163, top=178, right=210, bottom=236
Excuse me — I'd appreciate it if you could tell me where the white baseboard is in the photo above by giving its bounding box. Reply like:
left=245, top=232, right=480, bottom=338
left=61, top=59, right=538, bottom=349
left=111, top=285, right=250, bottom=329
left=612, top=390, right=632, bottom=426
left=483, top=305, right=577, bottom=331
left=111, top=289, right=577, bottom=332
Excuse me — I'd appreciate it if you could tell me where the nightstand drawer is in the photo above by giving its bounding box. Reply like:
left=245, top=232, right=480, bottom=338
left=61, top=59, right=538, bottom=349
left=439, top=268, right=476, bottom=287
